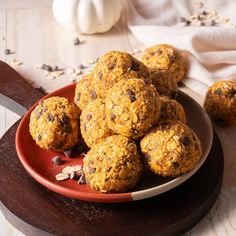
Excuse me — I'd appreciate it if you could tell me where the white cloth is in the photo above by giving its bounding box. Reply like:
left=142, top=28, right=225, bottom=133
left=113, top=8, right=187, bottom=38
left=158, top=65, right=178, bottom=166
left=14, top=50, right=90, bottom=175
left=123, top=0, right=236, bottom=95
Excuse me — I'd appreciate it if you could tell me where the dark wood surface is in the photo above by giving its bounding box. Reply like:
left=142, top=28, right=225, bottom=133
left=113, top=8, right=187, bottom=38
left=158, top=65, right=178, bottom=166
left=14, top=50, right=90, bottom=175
left=0, top=61, right=224, bottom=236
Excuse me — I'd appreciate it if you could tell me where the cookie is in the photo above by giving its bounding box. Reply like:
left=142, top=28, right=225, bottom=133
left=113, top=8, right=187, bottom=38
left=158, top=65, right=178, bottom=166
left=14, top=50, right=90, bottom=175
left=158, top=97, right=187, bottom=124
left=74, top=73, right=101, bottom=110
left=204, top=80, right=236, bottom=125
left=149, top=70, right=178, bottom=98
left=83, top=135, right=143, bottom=193
left=105, top=78, right=161, bottom=139
left=80, top=99, right=114, bottom=147
left=92, top=51, right=151, bottom=97
left=29, top=96, right=81, bottom=151
left=140, top=121, right=202, bottom=177
left=142, top=44, right=187, bottom=83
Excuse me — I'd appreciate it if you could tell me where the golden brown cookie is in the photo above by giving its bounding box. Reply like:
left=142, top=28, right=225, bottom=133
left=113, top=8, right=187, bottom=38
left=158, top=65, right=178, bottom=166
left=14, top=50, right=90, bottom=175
left=204, top=80, right=236, bottom=125
left=29, top=96, right=81, bottom=151
left=140, top=122, right=202, bottom=177
left=80, top=99, right=114, bottom=148
left=158, top=97, right=187, bottom=124
left=105, top=78, right=161, bottom=139
left=83, top=135, right=143, bottom=193
left=92, top=51, right=151, bottom=97
left=74, top=74, right=101, bottom=110
left=142, top=44, right=187, bottom=83
left=149, top=70, right=178, bottom=98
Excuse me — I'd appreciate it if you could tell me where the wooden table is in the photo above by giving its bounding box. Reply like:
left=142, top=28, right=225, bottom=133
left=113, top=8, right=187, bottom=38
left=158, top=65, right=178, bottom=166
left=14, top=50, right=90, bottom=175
left=0, top=1, right=236, bottom=236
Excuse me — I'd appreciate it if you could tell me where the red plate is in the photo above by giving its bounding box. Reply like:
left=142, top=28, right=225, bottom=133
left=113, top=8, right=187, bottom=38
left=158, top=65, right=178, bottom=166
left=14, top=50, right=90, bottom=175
left=16, top=84, right=212, bottom=203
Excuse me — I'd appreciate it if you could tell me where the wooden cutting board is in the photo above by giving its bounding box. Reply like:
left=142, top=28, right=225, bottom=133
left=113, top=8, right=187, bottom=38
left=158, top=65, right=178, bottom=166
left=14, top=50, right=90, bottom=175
left=0, top=61, right=224, bottom=236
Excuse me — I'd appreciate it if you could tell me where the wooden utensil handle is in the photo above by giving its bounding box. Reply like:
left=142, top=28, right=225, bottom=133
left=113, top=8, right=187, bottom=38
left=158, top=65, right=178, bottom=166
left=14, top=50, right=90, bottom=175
left=0, top=60, right=45, bottom=110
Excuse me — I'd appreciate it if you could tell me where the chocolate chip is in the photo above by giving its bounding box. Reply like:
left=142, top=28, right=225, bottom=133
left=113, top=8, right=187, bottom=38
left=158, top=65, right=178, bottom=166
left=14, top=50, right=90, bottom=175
left=4, top=49, right=12, bottom=55
left=182, top=136, right=190, bottom=146
left=60, top=105, right=66, bottom=109
left=47, top=113, right=54, bottom=121
left=107, top=62, right=116, bottom=70
left=201, top=22, right=205, bottom=26
left=74, top=37, right=80, bottom=45
left=34, top=110, right=42, bottom=119
left=42, top=107, right=48, bottom=112
left=168, top=55, right=176, bottom=63
left=60, top=114, right=72, bottom=133
left=185, top=20, right=191, bottom=26
left=98, top=71, right=103, bottom=80
left=130, top=128, right=138, bottom=135
left=51, top=156, right=65, bottom=166
left=144, top=153, right=151, bottom=162
left=211, top=20, right=216, bottom=26
left=214, top=88, right=222, bottom=96
left=37, top=134, right=41, bottom=140
left=83, top=124, right=87, bottom=131
left=61, top=114, right=69, bottom=124
left=78, top=64, right=86, bottom=69
left=71, top=171, right=82, bottom=180
left=202, top=11, right=207, bottom=15
left=156, top=49, right=162, bottom=55
left=130, top=60, right=140, bottom=71
left=64, top=149, right=72, bottom=157
left=110, top=112, right=116, bottom=121
left=228, top=89, right=236, bottom=98
left=180, top=17, right=186, bottom=22
left=125, top=89, right=136, bottom=102
left=41, top=64, right=53, bottom=72
left=86, top=114, right=92, bottom=121
left=90, top=90, right=97, bottom=99
left=172, top=162, right=180, bottom=168
left=38, top=87, right=46, bottom=93
left=150, top=52, right=155, bottom=56
left=88, top=166, right=96, bottom=174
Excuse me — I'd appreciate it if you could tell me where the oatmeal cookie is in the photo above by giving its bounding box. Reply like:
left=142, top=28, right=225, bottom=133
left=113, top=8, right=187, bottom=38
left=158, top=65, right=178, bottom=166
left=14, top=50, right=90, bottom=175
left=140, top=121, right=202, bottom=177
left=105, top=78, right=161, bottom=139
left=158, top=97, right=187, bottom=124
left=29, top=96, right=81, bottom=151
left=142, top=44, right=187, bottom=83
left=74, top=73, right=101, bottom=110
left=150, top=70, right=178, bottom=98
left=204, top=80, right=236, bottom=125
left=83, top=135, right=143, bottom=193
left=92, top=51, right=151, bottom=97
left=80, top=99, right=114, bottom=148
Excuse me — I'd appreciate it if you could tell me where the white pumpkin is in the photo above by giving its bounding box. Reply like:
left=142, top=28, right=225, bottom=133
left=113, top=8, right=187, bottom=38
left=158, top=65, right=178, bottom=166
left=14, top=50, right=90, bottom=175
left=52, top=0, right=122, bottom=34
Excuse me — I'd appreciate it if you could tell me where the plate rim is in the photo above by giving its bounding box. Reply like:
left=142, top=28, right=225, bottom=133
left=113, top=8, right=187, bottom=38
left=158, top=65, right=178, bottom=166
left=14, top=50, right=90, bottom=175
left=15, top=83, right=213, bottom=203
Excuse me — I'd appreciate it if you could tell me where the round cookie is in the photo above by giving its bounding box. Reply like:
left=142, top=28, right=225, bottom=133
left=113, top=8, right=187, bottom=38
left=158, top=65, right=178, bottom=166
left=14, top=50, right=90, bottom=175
left=150, top=70, right=178, bottom=98
left=83, top=135, right=143, bottom=193
left=142, top=44, right=187, bottom=83
left=74, top=73, right=101, bottom=110
left=140, top=121, right=202, bottom=177
left=204, top=80, right=236, bottom=125
left=105, top=78, right=161, bottom=139
left=29, top=96, right=81, bottom=151
left=158, top=97, right=187, bottom=124
left=92, top=51, right=151, bottom=97
left=80, top=99, right=114, bottom=148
